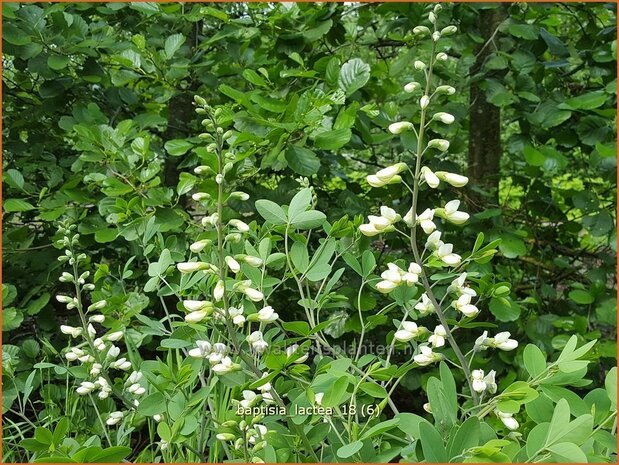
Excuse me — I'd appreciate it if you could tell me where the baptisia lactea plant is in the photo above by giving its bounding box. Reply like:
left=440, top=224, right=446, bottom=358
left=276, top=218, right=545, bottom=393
left=37, top=5, right=616, bottom=464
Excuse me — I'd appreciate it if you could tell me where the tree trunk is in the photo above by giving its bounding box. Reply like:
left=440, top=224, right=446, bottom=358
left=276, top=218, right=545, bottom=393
left=467, top=5, right=508, bottom=208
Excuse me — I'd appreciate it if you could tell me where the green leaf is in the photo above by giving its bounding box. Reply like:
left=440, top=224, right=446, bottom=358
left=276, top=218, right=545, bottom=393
left=48, top=55, right=70, bottom=70
left=561, top=90, right=608, bottom=110
left=288, top=188, right=312, bottom=219
left=568, top=289, right=595, bottom=305
left=523, top=145, right=545, bottom=167
left=499, top=234, right=527, bottom=258
left=137, top=392, right=166, bottom=416
left=523, top=344, right=546, bottom=378
left=164, top=33, right=185, bottom=59
left=360, top=418, right=400, bottom=440
left=5, top=169, right=25, bottom=190
left=285, top=146, right=320, bottom=176
left=4, top=198, right=36, bottom=212
left=290, top=210, right=326, bottom=230
left=359, top=382, right=388, bottom=399
left=94, top=228, right=118, bottom=244
left=255, top=199, right=287, bottom=225
left=338, top=58, right=371, bottom=96
left=92, top=446, right=133, bottom=463
left=447, top=417, right=480, bottom=460
left=34, top=427, right=53, bottom=445
left=488, top=297, right=521, bottom=322
left=337, top=440, right=363, bottom=458
left=242, top=69, right=267, bottom=87
left=314, top=128, right=351, bottom=150
left=419, top=421, right=448, bottom=462
left=540, top=28, right=569, bottom=57
left=164, top=139, right=193, bottom=156
left=321, top=376, right=348, bottom=407
left=546, top=442, right=588, bottom=463
left=176, top=172, right=196, bottom=196
left=605, top=367, right=617, bottom=410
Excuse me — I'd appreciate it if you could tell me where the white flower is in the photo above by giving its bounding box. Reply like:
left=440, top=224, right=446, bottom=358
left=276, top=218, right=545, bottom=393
left=128, top=383, right=146, bottom=396
left=414, top=345, right=440, bottom=366
left=388, top=122, right=414, bottom=134
left=425, top=231, right=443, bottom=251
left=453, top=294, right=479, bottom=317
left=492, top=332, right=518, bottom=351
left=428, top=325, right=447, bottom=348
left=240, top=390, right=259, bottom=409
left=212, top=356, right=237, bottom=375
left=423, top=402, right=433, bottom=414
left=228, top=307, right=246, bottom=326
left=433, top=112, right=454, bottom=124
left=185, top=310, right=208, bottom=324
left=128, top=371, right=142, bottom=385
left=286, top=344, right=309, bottom=363
left=414, top=60, right=426, bottom=70
left=183, top=300, right=211, bottom=312
left=202, top=214, right=218, bottom=228
left=189, top=340, right=212, bottom=359
left=475, top=330, right=490, bottom=349
left=435, top=51, right=448, bottom=60
left=190, top=239, right=211, bottom=253
left=414, top=293, right=435, bottom=316
left=244, top=287, right=264, bottom=302
left=244, top=256, right=263, bottom=267
left=437, top=200, right=470, bottom=225
left=314, top=392, right=324, bottom=405
left=420, top=95, right=430, bottom=110
left=496, top=410, right=519, bottom=431
left=376, top=280, right=398, bottom=293
left=229, top=219, right=250, bottom=233
left=153, top=414, right=163, bottom=423
left=90, top=363, right=102, bottom=376
left=248, top=331, right=269, bottom=354
left=447, top=273, right=477, bottom=297
left=93, top=337, right=106, bottom=351
left=360, top=206, right=401, bottom=236
left=427, top=139, right=450, bottom=152
left=105, top=331, right=124, bottom=342
left=60, top=325, right=83, bottom=338
left=76, top=381, right=96, bottom=395
left=484, top=370, right=497, bottom=394
left=87, top=324, right=96, bottom=338
left=401, top=263, right=421, bottom=286
left=107, top=345, right=120, bottom=360
left=404, top=82, right=420, bottom=93
left=394, top=321, right=423, bottom=342
left=257, top=306, right=278, bottom=323
left=88, top=300, right=107, bottom=311
left=428, top=11, right=436, bottom=24
left=225, top=256, right=241, bottom=273
left=436, top=243, right=462, bottom=266
left=230, top=191, right=250, bottom=201
left=471, top=369, right=487, bottom=393
left=442, top=25, right=458, bottom=35
left=106, top=411, right=124, bottom=426
left=421, top=166, right=440, bottom=188
left=177, top=262, right=209, bottom=273
left=56, top=295, right=73, bottom=304
left=89, top=314, right=105, bottom=324
left=368, top=163, right=406, bottom=187
left=404, top=207, right=436, bottom=234
left=214, top=280, right=225, bottom=301
left=381, top=263, right=403, bottom=284
left=112, top=358, right=132, bottom=370
left=436, top=171, right=468, bottom=187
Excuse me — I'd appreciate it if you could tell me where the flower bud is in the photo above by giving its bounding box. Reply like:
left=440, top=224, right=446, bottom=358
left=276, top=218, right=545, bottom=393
left=433, top=112, right=455, bottom=124
left=229, top=191, right=250, bottom=201
left=244, top=287, right=264, bottom=302
left=89, top=314, right=105, bottom=323
left=106, top=331, right=124, bottom=342
left=244, top=256, right=263, bottom=267
left=432, top=31, right=441, bottom=42
left=413, top=26, right=430, bottom=36
left=404, top=82, right=420, bottom=93
left=190, top=239, right=212, bottom=253
left=60, top=325, right=83, bottom=338
left=59, top=272, right=74, bottom=283
left=214, top=280, right=225, bottom=302
left=194, top=165, right=211, bottom=175
left=88, top=300, right=107, bottom=311
left=427, top=139, right=450, bottom=152
left=216, top=433, right=236, bottom=441
left=56, top=295, right=73, bottom=304
left=194, top=95, right=207, bottom=106
left=228, top=219, right=250, bottom=233
left=185, top=310, right=208, bottom=324
left=435, top=171, right=468, bottom=187
left=192, top=192, right=211, bottom=202
left=420, top=95, right=430, bottom=110
left=177, top=262, right=209, bottom=273
left=225, top=256, right=241, bottom=273
left=436, top=85, right=456, bottom=95
left=414, top=60, right=426, bottom=70
left=435, top=52, right=448, bottom=61
left=441, top=25, right=457, bottom=36
left=388, top=122, right=414, bottom=134
left=428, top=12, right=436, bottom=24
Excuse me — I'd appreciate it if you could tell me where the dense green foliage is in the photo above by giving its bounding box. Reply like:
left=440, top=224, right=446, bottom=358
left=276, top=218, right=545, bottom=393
left=2, top=2, right=617, bottom=463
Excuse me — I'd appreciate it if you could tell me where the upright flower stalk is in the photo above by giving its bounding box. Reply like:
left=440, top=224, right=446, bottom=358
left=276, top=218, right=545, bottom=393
left=362, top=5, right=518, bottom=408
